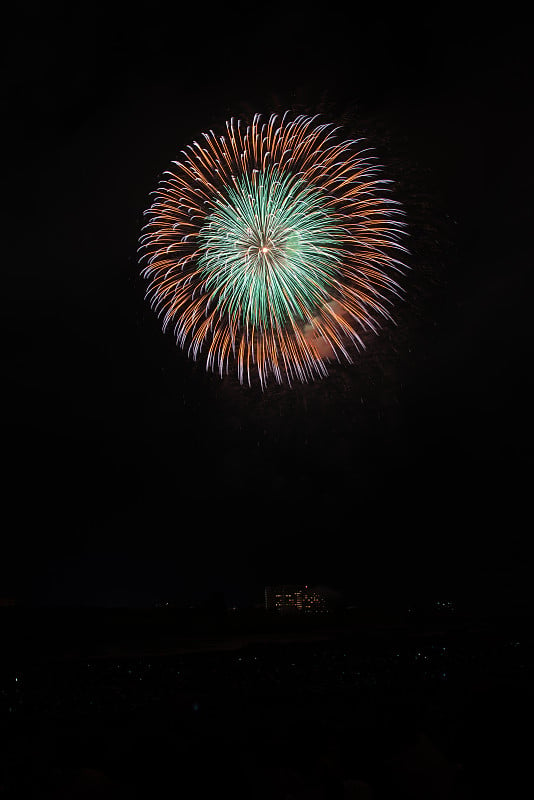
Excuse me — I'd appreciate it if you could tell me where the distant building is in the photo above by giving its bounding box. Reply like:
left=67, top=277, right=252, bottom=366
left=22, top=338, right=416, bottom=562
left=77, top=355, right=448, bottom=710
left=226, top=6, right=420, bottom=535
left=264, top=585, right=329, bottom=613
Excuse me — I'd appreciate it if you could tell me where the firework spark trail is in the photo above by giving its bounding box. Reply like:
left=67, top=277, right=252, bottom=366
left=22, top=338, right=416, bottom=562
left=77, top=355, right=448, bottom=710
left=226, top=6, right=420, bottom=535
left=139, top=112, right=408, bottom=388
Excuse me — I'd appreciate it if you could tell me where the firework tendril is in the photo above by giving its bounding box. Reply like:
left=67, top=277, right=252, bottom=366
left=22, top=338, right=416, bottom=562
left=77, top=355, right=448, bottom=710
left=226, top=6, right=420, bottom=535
left=139, top=112, right=407, bottom=388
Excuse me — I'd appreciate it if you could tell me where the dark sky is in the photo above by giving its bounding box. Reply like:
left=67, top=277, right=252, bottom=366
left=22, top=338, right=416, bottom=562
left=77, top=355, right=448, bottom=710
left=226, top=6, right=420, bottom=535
left=3, top=3, right=532, bottom=607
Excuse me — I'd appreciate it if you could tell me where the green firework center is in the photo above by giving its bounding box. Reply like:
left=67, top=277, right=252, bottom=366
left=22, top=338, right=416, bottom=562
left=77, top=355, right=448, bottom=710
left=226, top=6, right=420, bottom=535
left=198, top=170, right=342, bottom=330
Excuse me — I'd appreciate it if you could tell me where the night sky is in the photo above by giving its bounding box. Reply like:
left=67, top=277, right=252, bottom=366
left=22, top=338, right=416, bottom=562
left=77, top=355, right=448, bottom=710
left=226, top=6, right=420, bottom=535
left=4, top=4, right=532, bottom=607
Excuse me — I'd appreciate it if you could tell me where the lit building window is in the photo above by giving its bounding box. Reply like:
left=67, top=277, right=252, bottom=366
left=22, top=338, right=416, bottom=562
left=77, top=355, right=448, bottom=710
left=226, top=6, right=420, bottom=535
left=264, top=585, right=329, bottom=613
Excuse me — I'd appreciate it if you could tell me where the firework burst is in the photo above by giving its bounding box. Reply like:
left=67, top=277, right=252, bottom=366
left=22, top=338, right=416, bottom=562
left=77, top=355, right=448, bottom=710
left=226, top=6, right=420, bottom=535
left=139, top=112, right=407, bottom=388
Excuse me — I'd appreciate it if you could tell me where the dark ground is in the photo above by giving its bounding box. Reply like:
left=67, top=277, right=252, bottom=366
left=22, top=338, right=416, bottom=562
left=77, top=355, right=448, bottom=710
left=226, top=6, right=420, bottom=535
left=1, top=605, right=533, bottom=798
